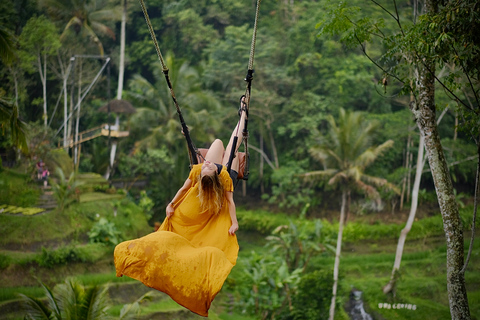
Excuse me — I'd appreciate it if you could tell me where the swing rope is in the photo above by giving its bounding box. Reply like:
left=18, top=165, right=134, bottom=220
left=226, top=0, right=262, bottom=179
left=138, top=0, right=262, bottom=178
left=138, top=0, right=199, bottom=166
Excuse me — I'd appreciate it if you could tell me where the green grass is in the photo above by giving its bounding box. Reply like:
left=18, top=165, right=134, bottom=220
left=79, top=192, right=124, bottom=203
left=74, top=271, right=134, bottom=286
left=0, top=286, right=45, bottom=302
left=1, top=195, right=479, bottom=319
left=0, top=170, right=40, bottom=207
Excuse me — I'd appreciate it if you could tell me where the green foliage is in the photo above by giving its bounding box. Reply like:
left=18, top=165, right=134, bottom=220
left=20, top=277, right=109, bottom=319
left=234, top=220, right=333, bottom=319
left=237, top=209, right=293, bottom=235
left=36, top=244, right=91, bottom=268
left=266, top=161, right=314, bottom=209
left=0, top=170, right=40, bottom=207
left=237, top=206, right=475, bottom=244
left=0, top=90, right=29, bottom=153
left=0, top=253, right=10, bottom=269
left=18, top=15, right=60, bottom=73
left=266, top=220, right=331, bottom=272
left=235, top=251, right=303, bottom=319
left=88, top=217, right=122, bottom=246
left=138, top=190, right=154, bottom=220
left=51, top=167, right=83, bottom=211
left=19, top=277, right=152, bottom=320
left=287, top=270, right=334, bottom=320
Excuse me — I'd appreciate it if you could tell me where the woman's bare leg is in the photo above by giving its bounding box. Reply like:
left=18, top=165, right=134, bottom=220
left=222, top=99, right=247, bottom=171
left=205, top=139, right=225, bottom=164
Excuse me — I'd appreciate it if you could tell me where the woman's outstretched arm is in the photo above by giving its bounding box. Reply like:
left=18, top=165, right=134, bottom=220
left=166, top=178, right=192, bottom=218
left=226, top=191, right=238, bottom=235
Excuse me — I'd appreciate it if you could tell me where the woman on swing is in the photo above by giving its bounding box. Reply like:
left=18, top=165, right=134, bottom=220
left=114, top=97, right=248, bottom=317
left=166, top=96, right=247, bottom=236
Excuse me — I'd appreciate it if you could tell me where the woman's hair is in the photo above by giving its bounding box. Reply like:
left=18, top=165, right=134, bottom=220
left=197, top=172, right=224, bottom=214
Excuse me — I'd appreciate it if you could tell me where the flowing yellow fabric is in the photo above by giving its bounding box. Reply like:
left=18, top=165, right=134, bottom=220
left=114, top=164, right=238, bottom=317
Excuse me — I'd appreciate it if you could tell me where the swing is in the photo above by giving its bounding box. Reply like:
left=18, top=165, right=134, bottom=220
left=138, top=0, right=262, bottom=182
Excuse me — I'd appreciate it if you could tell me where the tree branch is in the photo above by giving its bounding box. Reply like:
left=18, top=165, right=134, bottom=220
left=452, top=45, right=480, bottom=109
left=416, top=53, right=475, bottom=112
left=354, top=33, right=416, bottom=98
left=421, top=155, right=477, bottom=173
left=369, top=0, right=405, bottom=36
left=249, top=144, right=277, bottom=171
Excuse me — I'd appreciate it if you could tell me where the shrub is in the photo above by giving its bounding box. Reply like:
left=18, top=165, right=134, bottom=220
left=235, top=251, right=303, bottom=319
left=287, top=270, right=334, bottom=320
left=36, top=244, right=90, bottom=268
left=237, top=209, right=292, bottom=234
left=88, top=217, right=122, bottom=246
left=138, top=190, right=154, bottom=220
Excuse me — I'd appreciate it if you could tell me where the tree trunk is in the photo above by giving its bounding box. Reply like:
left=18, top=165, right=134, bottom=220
left=328, top=189, right=347, bottom=320
left=117, top=0, right=126, bottom=101
left=105, top=0, right=127, bottom=180
left=40, top=52, right=48, bottom=129
left=400, top=133, right=412, bottom=210
left=74, top=60, right=82, bottom=167
left=260, top=131, right=264, bottom=194
left=406, top=137, right=413, bottom=204
left=410, top=1, right=470, bottom=312
left=384, top=135, right=424, bottom=294
left=63, top=67, right=68, bottom=149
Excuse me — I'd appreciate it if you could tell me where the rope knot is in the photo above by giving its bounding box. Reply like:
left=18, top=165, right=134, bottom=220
left=245, top=69, right=254, bottom=82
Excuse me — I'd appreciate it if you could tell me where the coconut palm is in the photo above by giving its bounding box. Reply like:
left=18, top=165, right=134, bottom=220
left=39, top=0, right=121, bottom=56
left=20, top=277, right=150, bottom=319
left=0, top=91, right=28, bottom=153
left=303, top=108, right=396, bottom=320
left=126, top=53, right=223, bottom=153
left=0, top=24, right=16, bottom=65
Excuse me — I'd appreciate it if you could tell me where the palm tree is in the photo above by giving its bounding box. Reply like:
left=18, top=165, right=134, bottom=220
left=0, top=91, right=28, bottom=154
left=0, top=24, right=16, bottom=65
left=20, top=277, right=150, bottom=319
left=39, top=0, right=121, bottom=56
left=0, top=24, right=28, bottom=155
left=126, top=54, right=223, bottom=153
left=303, top=108, right=396, bottom=320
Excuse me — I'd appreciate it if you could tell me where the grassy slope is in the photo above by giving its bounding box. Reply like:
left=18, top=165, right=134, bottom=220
left=1, top=196, right=479, bottom=319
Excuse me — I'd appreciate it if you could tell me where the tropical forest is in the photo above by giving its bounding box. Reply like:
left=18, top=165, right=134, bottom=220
left=0, top=0, right=479, bottom=319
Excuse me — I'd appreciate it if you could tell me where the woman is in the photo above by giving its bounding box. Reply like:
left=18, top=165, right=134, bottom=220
left=166, top=96, right=247, bottom=235
left=114, top=98, right=247, bottom=317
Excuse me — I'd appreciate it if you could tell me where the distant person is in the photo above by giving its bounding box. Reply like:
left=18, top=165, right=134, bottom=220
left=114, top=97, right=248, bottom=317
left=36, top=160, right=44, bottom=180
left=42, top=166, right=50, bottom=187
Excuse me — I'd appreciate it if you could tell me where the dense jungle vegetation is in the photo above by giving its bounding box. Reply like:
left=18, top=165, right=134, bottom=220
left=0, top=0, right=479, bottom=319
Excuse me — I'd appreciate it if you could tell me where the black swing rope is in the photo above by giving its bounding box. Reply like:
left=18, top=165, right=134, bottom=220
left=138, top=0, right=262, bottom=179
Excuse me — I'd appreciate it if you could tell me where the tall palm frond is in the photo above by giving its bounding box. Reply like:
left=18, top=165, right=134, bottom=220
left=355, top=140, right=394, bottom=169
left=82, top=285, right=110, bottom=320
left=40, top=281, right=62, bottom=319
left=39, top=0, right=121, bottom=56
left=0, top=93, right=28, bottom=153
left=126, top=54, right=223, bottom=152
left=18, top=294, right=51, bottom=320
left=304, top=107, right=396, bottom=199
left=0, top=24, right=16, bottom=64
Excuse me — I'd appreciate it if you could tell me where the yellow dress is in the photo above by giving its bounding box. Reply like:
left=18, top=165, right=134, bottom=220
left=114, top=164, right=238, bottom=317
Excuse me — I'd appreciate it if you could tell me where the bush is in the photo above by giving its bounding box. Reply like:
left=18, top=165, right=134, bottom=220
left=287, top=270, right=334, bottom=320
left=36, top=244, right=90, bottom=268
left=237, top=209, right=292, bottom=234
left=88, top=217, right=122, bottom=246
